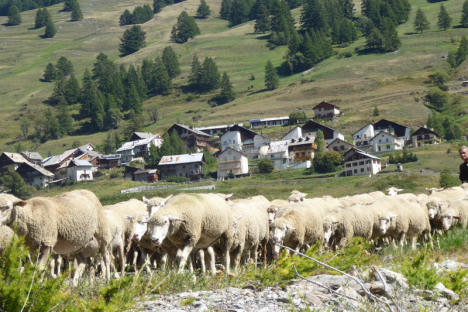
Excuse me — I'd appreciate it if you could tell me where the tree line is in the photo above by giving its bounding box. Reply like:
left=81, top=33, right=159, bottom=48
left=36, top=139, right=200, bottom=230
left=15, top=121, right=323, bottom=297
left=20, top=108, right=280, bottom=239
left=0, top=0, right=61, bottom=15
left=120, top=4, right=153, bottom=26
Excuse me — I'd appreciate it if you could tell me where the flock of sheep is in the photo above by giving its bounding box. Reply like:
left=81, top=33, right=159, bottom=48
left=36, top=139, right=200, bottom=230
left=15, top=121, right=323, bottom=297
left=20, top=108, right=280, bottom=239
left=0, top=184, right=467, bottom=284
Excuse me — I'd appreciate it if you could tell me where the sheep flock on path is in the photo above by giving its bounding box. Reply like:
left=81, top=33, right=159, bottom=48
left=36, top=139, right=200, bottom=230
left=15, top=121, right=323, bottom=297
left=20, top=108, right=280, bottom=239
left=0, top=184, right=467, bottom=284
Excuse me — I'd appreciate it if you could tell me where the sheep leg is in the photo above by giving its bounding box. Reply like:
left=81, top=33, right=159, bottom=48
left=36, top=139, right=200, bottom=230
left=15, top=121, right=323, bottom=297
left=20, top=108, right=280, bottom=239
left=224, top=246, right=231, bottom=275
left=56, top=255, right=63, bottom=276
left=252, top=242, right=259, bottom=267
left=207, top=247, right=216, bottom=275
left=411, top=236, right=417, bottom=250
left=198, top=249, right=206, bottom=274
left=100, top=245, right=111, bottom=281
left=72, top=255, right=87, bottom=287
left=118, top=242, right=125, bottom=277
left=399, top=233, right=406, bottom=251
left=177, top=245, right=194, bottom=274
left=49, top=257, right=57, bottom=278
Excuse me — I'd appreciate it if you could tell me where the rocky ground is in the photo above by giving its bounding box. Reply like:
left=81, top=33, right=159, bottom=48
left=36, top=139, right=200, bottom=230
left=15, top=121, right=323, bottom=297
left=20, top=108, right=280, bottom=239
left=133, top=260, right=468, bottom=312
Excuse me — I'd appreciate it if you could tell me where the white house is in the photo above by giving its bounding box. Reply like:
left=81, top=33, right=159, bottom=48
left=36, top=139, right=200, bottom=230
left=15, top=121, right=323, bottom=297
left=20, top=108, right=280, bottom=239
left=282, top=127, right=303, bottom=141
left=217, top=147, right=249, bottom=180
left=67, top=159, right=93, bottom=182
left=250, top=116, right=289, bottom=128
left=220, top=131, right=242, bottom=152
left=116, top=136, right=163, bottom=165
left=343, top=148, right=381, bottom=176
left=260, top=140, right=289, bottom=170
left=353, top=124, right=374, bottom=148
left=369, top=131, right=404, bottom=153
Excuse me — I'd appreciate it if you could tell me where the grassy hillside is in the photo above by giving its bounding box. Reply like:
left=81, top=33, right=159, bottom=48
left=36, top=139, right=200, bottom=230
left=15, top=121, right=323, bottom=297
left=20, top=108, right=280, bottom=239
left=0, top=0, right=467, bottom=156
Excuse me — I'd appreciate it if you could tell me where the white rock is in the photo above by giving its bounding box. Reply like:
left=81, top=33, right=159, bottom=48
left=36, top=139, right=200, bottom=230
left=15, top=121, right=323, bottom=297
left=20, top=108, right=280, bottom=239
left=434, top=282, right=459, bottom=301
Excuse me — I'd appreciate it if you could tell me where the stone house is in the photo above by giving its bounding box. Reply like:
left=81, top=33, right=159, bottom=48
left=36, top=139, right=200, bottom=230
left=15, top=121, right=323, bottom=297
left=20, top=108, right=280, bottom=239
left=287, top=136, right=316, bottom=169
left=0, top=152, right=28, bottom=170
left=217, top=148, right=249, bottom=180
left=260, top=140, right=289, bottom=170
left=42, top=148, right=80, bottom=174
left=343, top=148, right=381, bottom=176
left=99, top=154, right=121, bottom=169
left=302, top=120, right=344, bottom=145
left=327, top=138, right=355, bottom=154
left=16, top=162, right=54, bottom=188
left=158, top=153, right=205, bottom=181
left=411, top=127, right=441, bottom=147
left=313, top=101, right=341, bottom=119
left=221, top=131, right=242, bottom=152
left=67, top=159, right=94, bottom=182
left=116, top=136, right=162, bottom=165
left=167, top=124, right=211, bottom=152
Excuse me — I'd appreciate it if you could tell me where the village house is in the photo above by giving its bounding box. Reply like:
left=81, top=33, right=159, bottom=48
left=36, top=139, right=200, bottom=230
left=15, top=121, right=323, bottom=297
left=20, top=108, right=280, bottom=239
left=167, top=124, right=211, bottom=152
left=249, top=116, right=289, bottom=128
left=327, top=138, right=355, bottom=154
left=302, top=120, right=344, bottom=145
left=287, top=136, right=316, bottom=169
left=75, top=151, right=101, bottom=171
left=130, top=132, right=161, bottom=142
left=16, top=162, right=54, bottom=188
left=353, top=124, right=374, bottom=149
left=42, top=148, right=80, bottom=174
left=282, top=126, right=304, bottom=141
left=369, top=131, right=404, bottom=153
left=411, top=127, right=441, bottom=147
left=67, top=159, right=94, bottom=182
left=132, top=169, right=158, bottom=183
left=195, top=123, right=243, bottom=137
left=313, top=101, right=341, bottom=119
left=99, top=154, right=121, bottom=169
left=259, top=140, right=289, bottom=170
left=221, top=125, right=270, bottom=158
left=217, top=147, right=249, bottom=180
left=343, top=148, right=381, bottom=176
left=373, top=119, right=411, bottom=143
left=21, top=151, right=43, bottom=165
left=116, top=136, right=162, bottom=165
left=158, top=153, right=205, bottom=181
left=0, top=152, right=28, bottom=170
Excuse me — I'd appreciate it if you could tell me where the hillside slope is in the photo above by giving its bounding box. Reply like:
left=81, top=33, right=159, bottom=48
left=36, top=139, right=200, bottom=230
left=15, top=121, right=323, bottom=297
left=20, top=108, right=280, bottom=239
left=0, top=0, right=466, bottom=154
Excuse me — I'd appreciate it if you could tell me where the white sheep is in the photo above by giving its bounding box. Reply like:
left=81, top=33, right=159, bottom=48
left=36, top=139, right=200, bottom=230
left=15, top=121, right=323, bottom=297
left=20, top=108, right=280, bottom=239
left=0, top=190, right=112, bottom=280
left=271, top=205, right=323, bottom=257
left=146, top=193, right=234, bottom=274
left=0, top=225, right=14, bottom=254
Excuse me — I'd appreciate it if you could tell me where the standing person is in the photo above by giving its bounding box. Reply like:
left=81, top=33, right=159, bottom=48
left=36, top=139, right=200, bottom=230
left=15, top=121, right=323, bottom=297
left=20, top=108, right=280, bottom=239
left=459, top=146, right=468, bottom=183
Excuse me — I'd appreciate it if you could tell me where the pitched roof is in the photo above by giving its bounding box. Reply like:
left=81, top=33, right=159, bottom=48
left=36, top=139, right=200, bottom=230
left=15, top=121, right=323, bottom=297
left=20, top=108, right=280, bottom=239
left=158, top=153, right=204, bottom=166
left=116, top=137, right=155, bottom=152
left=21, top=151, right=43, bottom=161
left=344, top=148, right=381, bottom=161
left=373, top=119, right=410, bottom=138
left=327, top=138, right=354, bottom=148
left=227, top=124, right=259, bottom=140
left=132, top=132, right=155, bottom=139
left=42, top=148, right=78, bottom=167
left=1, top=152, right=28, bottom=164
left=99, top=154, right=121, bottom=160
left=218, top=147, right=248, bottom=157
left=369, top=131, right=401, bottom=142
left=249, top=116, right=289, bottom=123
left=169, top=124, right=211, bottom=137
left=411, top=127, right=440, bottom=137
left=68, top=159, right=93, bottom=167
left=17, top=162, right=54, bottom=177
left=266, top=140, right=289, bottom=154
left=352, top=123, right=373, bottom=137
left=313, top=101, right=340, bottom=110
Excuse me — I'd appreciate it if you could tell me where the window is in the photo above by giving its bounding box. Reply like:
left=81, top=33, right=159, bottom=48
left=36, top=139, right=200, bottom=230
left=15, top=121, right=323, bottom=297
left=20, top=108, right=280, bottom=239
left=352, top=162, right=357, bottom=167
left=386, top=138, right=389, bottom=143
left=354, top=169, right=357, bottom=174
left=359, top=161, right=364, bottom=165
left=361, top=168, right=364, bottom=172
left=345, top=163, right=351, bottom=168
left=386, top=145, right=390, bottom=149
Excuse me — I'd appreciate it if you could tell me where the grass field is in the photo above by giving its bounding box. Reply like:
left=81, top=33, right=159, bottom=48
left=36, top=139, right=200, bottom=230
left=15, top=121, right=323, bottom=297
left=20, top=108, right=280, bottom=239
left=0, top=0, right=467, bottom=156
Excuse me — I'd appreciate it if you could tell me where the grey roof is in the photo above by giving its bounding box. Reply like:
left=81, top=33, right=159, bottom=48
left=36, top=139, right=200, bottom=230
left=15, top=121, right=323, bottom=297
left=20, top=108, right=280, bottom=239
left=158, top=153, right=204, bottom=166
left=18, top=162, right=54, bottom=177
left=100, top=154, right=121, bottom=160
left=250, top=116, right=289, bottom=123
left=172, top=124, right=211, bottom=137
left=42, top=148, right=77, bottom=167
left=133, top=132, right=155, bottom=139
left=134, top=169, right=158, bottom=175
left=78, top=143, right=95, bottom=154
left=21, top=151, right=43, bottom=161
left=288, top=136, right=315, bottom=147
left=218, top=147, right=248, bottom=157
left=116, top=137, right=155, bottom=152
left=69, top=159, right=93, bottom=167
left=344, top=148, right=381, bottom=161
left=1, top=152, right=28, bottom=164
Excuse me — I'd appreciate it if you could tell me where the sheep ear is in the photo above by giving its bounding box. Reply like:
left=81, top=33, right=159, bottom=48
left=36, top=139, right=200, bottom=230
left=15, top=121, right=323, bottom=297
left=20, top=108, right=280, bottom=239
left=16, top=201, right=27, bottom=207
left=285, top=224, right=295, bottom=231
left=167, top=215, right=185, bottom=223
left=163, top=194, right=173, bottom=205
left=142, top=196, right=149, bottom=204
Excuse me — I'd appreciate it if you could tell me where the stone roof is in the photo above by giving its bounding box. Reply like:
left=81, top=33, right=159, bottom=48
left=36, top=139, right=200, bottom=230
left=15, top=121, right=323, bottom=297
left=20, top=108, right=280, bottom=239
left=158, top=153, right=204, bottom=166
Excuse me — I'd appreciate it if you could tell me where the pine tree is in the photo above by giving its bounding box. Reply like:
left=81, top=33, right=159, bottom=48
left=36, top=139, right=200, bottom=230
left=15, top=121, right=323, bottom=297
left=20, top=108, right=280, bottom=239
left=217, top=72, right=235, bottom=104
left=8, top=5, right=21, bottom=26
left=35, top=8, right=50, bottom=28
left=437, top=5, right=451, bottom=31
left=153, top=0, right=165, bottom=13
left=57, top=98, right=73, bottom=135
left=171, top=11, right=200, bottom=43
left=44, top=18, right=57, bottom=38
left=199, top=57, right=220, bottom=92
left=56, top=56, right=74, bottom=77
left=71, top=0, right=83, bottom=21
left=170, top=130, right=187, bottom=154
left=414, top=8, right=429, bottom=33
left=462, top=0, right=468, bottom=28
left=162, top=46, right=180, bottom=78
left=126, top=84, right=142, bottom=113
left=43, top=63, right=56, bottom=82
left=119, top=25, right=146, bottom=56
left=104, top=94, right=122, bottom=129
left=220, top=0, right=232, bottom=20
left=79, top=69, right=97, bottom=117
left=196, top=0, right=210, bottom=18
left=150, top=57, right=172, bottom=95
left=315, top=129, right=325, bottom=156
left=456, top=36, right=468, bottom=66
left=381, top=18, right=400, bottom=51
left=126, top=64, right=147, bottom=98
left=301, top=0, right=326, bottom=31
left=189, top=55, right=202, bottom=89
left=64, top=74, right=80, bottom=104
left=264, top=60, right=279, bottom=90
left=254, top=3, right=270, bottom=33
left=63, top=0, right=74, bottom=11
left=44, top=108, right=61, bottom=139
left=120, top=9, right=133, bottom=26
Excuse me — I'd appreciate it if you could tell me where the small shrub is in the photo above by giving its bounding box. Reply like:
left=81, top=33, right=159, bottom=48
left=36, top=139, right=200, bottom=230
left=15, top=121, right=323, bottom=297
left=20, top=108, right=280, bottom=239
left=258, top=159, right=274, bottom=174
left=440, top=168, right=459, bottom=188
left=166, top=176, right=189, bottom=183
left=180, top=297, right=196, bottom=306
left=109, top=170, right=121, bottom=179
left=399, top=252, right=440, bottom=290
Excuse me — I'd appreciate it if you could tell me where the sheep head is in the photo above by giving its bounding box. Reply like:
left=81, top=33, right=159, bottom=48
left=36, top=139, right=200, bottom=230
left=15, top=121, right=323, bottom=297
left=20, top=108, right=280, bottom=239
left=288, top=190, right=306, bottom=203
left=271, top=219, right=295, bottom=257
left=426, top=199, right=448, bottom=220
left=322, top=215, right=339, bottom=244
left=143, top=194, right=173, bottom=217
left=267, top=205, right=281, bottom=224
left=147, top=215, right=185, bottom=246
left=378, top=213, right=397, bottom=235
left=131, top=216, right=149, bottom=242
left=440, top=209, right=459, bottom=231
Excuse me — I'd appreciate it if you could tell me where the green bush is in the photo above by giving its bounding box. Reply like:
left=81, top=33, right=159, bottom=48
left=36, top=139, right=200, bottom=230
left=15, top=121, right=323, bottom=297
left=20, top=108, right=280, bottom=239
left=399, top=252, right=440, bottom=290
left=166, top=176, right=189, bottom=183
left=258, top=159, right=274, bottom=174
left=313, top=151, right=342, bottom=173
left=440, top=168, right=459, bottom=188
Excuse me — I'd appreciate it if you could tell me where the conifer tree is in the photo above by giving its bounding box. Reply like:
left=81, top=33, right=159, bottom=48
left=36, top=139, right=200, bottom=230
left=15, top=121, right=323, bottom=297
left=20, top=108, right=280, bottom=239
left=44, top=108, right=61, bottom=139
left=8, top=5, right=21, bottom=25
left=56, top=56, right=74, bottom=76
left=57, top=98, right=73, bottom=135
left=199, top=57, right=220, bottom=92
left=104, top=94, right=122, bottom=129
left=126, top=84, right=142, bottom=113
left=171, top=11, right=200, bottom=43
left=64, top=74, right=80, bottom=104
left=49, top=78, right=66, bottom=104
left=301, top=0, right=327, bottom=31
left=437, top=5, right=451, bottom=31
left=35, top=8, right=50, bottom=28
left=71, top=0, right=83, bottom=21
left=141, top=59, right=154, bottom=90
left=127, top=64, right=147, bottom=98
left=63, top=0, right=74, bottom=11
left=44, top=18, right=57, bottom=38
left=119, top=25, right=146, bottom=56
left=414, top=8, right=429, bottom=33
left=217, top=72, right=235, bottom=104
left=315, top=129, right=325, bottom=156
left=196, top=0, right=210, bottom=18
left=43, top=63, right=56, bottom=82
left=254, top=2, right=270, bottom=33
left=220, top=0, right=232, bottom=20
left=189, top=55, right=202, bottom=89
left=456, top=36, right=468, bottom=66
left=153, top=0, right=165, bottom=13
left=462, top=0, right=468, bottom=28
left=120, top=9, right=133, bottom=26
left=162, top=46, right=180, bottom=78
left=264, top=60, right=279, bottom=90
left=151, top=57, right=172, bottom=95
